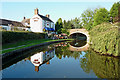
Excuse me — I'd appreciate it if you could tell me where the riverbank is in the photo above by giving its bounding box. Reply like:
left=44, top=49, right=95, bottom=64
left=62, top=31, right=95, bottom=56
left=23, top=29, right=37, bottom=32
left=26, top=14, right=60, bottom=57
left=89, top=22, right=120, bottom=57
left=2, top=39, right=73, bottom=58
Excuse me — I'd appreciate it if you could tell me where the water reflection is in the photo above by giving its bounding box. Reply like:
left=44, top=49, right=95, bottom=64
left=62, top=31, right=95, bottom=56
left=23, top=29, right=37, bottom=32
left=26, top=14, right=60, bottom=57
left=68, top=40, right=89, bottom=52
left=80, top=50, right=120, bottom=79
left=69, top=40, right=87, bottom=47
left=30, top=50, right=54, bottom=72
left=2, top=40, right=120, bottom=79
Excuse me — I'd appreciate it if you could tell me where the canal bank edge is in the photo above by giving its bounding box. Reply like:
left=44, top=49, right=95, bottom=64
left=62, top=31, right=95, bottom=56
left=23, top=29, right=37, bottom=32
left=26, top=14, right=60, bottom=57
left=2, top=39, right=72, bottom=58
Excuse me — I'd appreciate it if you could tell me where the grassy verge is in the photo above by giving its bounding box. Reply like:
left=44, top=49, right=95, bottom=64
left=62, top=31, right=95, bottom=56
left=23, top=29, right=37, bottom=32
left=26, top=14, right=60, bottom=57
left=2, top=39, right=73, bottom=54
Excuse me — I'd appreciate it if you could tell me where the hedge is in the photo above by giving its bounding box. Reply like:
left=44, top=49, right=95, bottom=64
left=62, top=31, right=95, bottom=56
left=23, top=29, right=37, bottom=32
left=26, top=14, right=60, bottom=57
left=89, top=23, right=120, bottom=56
left=2, top=31, right=47, bottom=44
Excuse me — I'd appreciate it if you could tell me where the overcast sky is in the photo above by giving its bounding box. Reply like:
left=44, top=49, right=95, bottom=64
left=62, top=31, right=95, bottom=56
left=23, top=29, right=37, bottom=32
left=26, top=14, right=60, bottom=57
left=0, top=0, right=119, bottom=22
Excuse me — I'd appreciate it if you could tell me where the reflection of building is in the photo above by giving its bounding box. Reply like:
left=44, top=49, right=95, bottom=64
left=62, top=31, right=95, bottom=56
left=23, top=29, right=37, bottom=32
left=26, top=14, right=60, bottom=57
left=30, top=49, right=55, bottom=72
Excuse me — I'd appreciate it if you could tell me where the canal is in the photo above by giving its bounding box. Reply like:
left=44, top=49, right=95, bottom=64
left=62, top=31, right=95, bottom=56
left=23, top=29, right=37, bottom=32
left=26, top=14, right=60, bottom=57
left=1, top=39, right=120, bottom=78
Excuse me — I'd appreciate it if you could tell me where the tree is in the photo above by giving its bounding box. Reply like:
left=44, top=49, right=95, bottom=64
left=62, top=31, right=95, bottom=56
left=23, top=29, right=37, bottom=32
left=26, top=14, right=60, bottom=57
left=110, top=2, right=120, bottom=22
left=119, top=2, right=120, bottom=21
left=93, top=8, right=109, bottom=26
left=63, top=20, right=67, bottom=29
left=81, top=9, right=94, bottom=30
left=55, top=18, right=63, bottom=34
left=118, top=2, right=120, bottom=21
left=71, top=17, right=82, bottom=29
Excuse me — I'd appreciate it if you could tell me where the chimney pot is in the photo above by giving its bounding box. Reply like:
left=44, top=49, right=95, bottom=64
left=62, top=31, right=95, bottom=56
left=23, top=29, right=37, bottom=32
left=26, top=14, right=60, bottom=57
left=46, top=14, right=50, bottom=18
left=34, top=8, right=39, bottom=15
left=24, top=17, right=26, bottom=20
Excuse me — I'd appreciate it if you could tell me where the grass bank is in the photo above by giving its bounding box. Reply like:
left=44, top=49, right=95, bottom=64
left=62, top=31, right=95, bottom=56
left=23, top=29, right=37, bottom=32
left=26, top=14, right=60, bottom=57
left=2, top=39, right=73, bottom=54
left=89, top=22, right=120, bottom=57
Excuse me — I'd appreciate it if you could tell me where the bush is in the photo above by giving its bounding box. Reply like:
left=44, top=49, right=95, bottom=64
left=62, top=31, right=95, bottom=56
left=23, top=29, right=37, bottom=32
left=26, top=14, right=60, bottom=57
left=2, top=31, right=47, bottom=44
left=90, top=23, right=120, bottom=56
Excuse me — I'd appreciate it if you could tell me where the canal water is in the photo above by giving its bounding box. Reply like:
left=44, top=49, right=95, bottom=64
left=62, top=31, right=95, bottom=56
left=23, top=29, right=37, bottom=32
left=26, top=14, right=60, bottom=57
left=1, top=40, right=120, bottom=78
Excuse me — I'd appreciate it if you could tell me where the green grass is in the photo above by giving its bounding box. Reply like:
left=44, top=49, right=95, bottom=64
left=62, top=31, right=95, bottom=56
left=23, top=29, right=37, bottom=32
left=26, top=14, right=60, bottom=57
left=2, top=39, right=73, bottom=54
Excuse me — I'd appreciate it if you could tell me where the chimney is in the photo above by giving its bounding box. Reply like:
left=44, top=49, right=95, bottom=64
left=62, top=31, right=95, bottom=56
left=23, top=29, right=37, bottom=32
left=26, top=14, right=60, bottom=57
left=46, top=14, right=50, bottom=18
left=34, top=8, right=39, bottom=15
left=35, top=66, right=39, bottom=72
left=46, top=61, right=50, bottom=65
left=23, top=17, right=26, bottom=20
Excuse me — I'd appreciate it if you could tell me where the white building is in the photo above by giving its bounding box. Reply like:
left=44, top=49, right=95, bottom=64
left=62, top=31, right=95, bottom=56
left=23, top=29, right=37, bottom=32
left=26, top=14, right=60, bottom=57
left=30, top=8, right=55, bottom=33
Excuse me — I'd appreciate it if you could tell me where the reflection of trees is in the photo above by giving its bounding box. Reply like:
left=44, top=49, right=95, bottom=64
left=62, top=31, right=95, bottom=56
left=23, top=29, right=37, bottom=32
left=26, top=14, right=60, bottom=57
left=80, top=50, right=120, bottom=79
left=55, top=43, right=82, bottom=59
left=69, top=40, right=87, bottom=47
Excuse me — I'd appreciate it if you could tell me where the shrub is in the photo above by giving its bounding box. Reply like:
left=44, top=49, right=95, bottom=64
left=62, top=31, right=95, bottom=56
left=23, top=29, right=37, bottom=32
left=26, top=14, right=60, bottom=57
left=2, top=31, right=47, bottom=44
left=90, top=23, right=120, bottom=56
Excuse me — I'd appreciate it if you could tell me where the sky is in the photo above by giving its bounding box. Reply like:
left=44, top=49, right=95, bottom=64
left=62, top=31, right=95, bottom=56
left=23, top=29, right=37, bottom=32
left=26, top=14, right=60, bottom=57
left=0, top=0, right=119, bottom=23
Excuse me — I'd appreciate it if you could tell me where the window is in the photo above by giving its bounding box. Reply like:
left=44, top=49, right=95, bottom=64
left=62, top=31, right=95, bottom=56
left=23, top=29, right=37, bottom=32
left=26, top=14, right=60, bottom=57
left=34, top=20, right=38, bottom=22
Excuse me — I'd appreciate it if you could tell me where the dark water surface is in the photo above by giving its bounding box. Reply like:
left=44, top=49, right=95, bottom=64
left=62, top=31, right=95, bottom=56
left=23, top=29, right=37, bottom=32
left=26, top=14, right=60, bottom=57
left=1, top=40, right=120, bottom=78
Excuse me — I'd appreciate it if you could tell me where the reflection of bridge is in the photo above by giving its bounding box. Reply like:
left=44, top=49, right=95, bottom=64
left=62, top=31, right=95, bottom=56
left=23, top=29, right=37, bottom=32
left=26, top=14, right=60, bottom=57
left=68, top=43, right=89, bottom=51
left=69, top=29, right=90, bottom=43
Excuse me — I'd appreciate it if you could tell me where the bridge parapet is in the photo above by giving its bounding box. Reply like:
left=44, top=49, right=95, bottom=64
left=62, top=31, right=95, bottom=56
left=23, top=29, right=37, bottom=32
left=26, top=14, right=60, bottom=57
left=69, top=29, right=90, bottom=43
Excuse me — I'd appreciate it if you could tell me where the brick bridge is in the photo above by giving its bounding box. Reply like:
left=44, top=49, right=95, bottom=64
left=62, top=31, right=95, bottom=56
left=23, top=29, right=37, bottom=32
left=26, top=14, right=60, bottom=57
left=69, top=29, right=90, bottom=43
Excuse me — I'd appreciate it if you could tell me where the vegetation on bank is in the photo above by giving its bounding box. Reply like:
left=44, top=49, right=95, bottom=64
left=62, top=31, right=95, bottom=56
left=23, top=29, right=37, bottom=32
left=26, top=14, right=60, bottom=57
left=89, top=23, right=120, bottom=56
left=2, top=31, right=47, bottom=44
left=80, top=49, right=120, bottom=78
left=2, top=39, right=72, bottom=54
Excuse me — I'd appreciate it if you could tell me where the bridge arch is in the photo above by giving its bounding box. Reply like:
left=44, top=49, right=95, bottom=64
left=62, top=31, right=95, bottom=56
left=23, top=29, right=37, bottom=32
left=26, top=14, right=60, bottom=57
left=69, top=29, right=90, bottom=43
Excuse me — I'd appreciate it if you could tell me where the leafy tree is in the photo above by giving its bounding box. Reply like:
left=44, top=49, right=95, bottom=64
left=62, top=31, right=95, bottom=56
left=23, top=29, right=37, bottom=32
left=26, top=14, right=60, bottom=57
left=93, top=8, right=109, bottom=26
left=71, top=17, right=82, bottom=29
left=55, top=18, right=63, bottom=34
left=81, top=9, right=94, bottom=30
left=110, top=2, right=120, bottom=22
left=58, top=18, right=62, bottom=24
left=63, top=20, right=67, bottom=28
left=119, top=3, right=120, bottom=21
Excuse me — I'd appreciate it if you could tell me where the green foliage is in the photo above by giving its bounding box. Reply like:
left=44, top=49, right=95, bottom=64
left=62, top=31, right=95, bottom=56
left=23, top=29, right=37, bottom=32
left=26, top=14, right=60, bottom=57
left=63, top=20, right=72, bottom=29
left=93, top=8, right=110, bottom=26
left=2, top=31, right=47, bottom=44
left=55, top=43, right=82, bottom=59
left=81, top=9, right=94, bottom=30
left=61, top=28, right=69, bottom=35
left=90, top=23, right=120, bottom=56
left=71, top=17, right=82, bottom=29
left=80, top=49, right=120, bottom=78
left=55, top=18, right=63, bottom=34
left=110, top=2, right=120, bottom=22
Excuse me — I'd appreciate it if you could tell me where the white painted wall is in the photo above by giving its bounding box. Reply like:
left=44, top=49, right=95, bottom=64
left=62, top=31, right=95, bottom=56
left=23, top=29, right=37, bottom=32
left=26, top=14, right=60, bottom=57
left=30, top=15, right=43, bottom=32
left=31, top=52, right=44, bottom=66
left=46, top=21, right=50, bottom=28
left=30, top=14, right=54, bottom=33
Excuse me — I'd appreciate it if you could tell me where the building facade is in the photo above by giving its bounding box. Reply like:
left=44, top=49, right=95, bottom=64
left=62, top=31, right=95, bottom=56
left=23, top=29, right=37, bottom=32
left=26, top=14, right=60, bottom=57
left=0, top=19, right=27, bottom=31
left=30, top=8, right=55, bottom=33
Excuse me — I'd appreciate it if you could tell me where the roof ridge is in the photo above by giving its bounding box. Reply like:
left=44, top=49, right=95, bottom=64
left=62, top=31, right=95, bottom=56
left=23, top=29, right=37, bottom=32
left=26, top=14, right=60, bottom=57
left=38, top=14, right=53, bottom=22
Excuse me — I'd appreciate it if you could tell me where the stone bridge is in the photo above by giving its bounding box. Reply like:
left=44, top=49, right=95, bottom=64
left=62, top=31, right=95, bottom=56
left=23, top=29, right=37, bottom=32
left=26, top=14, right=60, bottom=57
left=68, top=43, right=89, bottom=51
left=69, top=29, right=90, bottom=43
